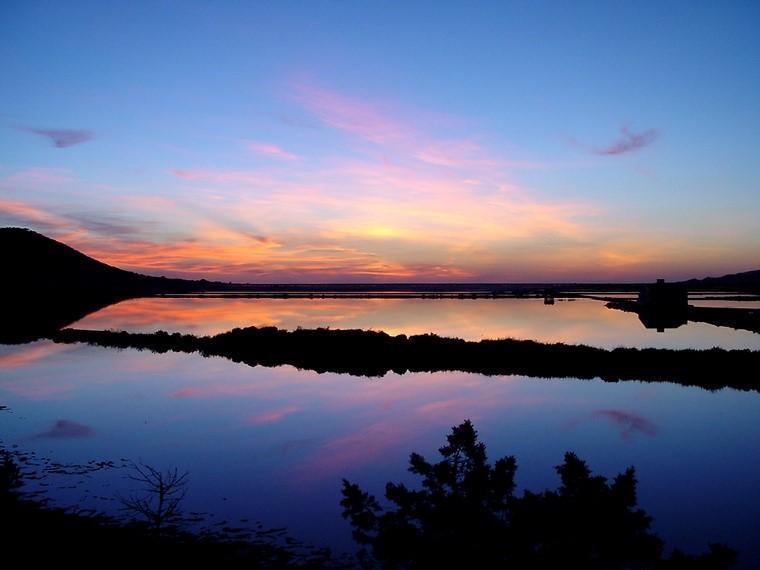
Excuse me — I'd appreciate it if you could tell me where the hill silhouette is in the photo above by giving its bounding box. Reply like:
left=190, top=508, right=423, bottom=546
left=1, top=228, right=226, bottom=342
left=1, top=227, right=211, bottom=297
left=682, top=269, right=760, bottom=292
left=4, top=227, right=760, bottom=297
left=2, top=226, right=759, bottom=342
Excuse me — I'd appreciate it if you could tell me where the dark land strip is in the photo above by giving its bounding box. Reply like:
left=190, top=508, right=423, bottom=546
left=607, top=300, right=760, bottom=334
left=50, top=326, right=760, bottom=391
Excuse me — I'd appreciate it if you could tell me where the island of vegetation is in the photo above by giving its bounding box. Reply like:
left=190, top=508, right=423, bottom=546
left=51, top=325, right=760, bottom=391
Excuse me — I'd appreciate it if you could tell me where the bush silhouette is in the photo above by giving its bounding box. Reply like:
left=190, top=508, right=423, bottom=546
left=341, top=420, right=736, bottom=569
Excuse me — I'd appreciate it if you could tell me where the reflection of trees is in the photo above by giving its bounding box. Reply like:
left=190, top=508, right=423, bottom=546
left=341, top=420, right=736, bottom=569
left=1, top=449, right=339, bottom=565
left=52, top=326, right=760, bottom=391
left=120, top=461, right=188, bottom=533
left=1, top=449, right=22, bottom=498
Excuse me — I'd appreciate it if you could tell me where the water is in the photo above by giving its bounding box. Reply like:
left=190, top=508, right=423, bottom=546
left=690, top=299, right=760, bottom=309
left=71, top=296, right=760, bottom=349
left=1, top=297, right=760, bottom=565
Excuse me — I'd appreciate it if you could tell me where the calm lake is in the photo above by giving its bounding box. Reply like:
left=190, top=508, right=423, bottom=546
left=1, top=297, right=759, bottom=565
left=72, top=296, right=760, bottom=349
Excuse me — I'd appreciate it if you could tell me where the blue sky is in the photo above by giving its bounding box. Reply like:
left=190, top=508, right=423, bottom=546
left=1, top=1, right=758, bottom=281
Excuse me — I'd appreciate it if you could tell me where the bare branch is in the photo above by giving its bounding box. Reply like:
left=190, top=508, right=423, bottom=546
left=118, top=460, right=189, bottom=533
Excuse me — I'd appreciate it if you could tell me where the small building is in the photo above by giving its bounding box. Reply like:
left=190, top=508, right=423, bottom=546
left=637, top=279, right=689, bottom=332
left=638, top=279, right=688, bottom=310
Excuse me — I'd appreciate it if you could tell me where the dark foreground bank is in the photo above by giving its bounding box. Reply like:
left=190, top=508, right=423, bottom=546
left=0, top=449, right=340, bottom=567
left=2, top=422, right=741, bottom=569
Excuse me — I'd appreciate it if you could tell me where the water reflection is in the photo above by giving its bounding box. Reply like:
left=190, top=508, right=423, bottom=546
left=32, top=419, right=95, bottom=439
left=690, top=300, right=760, bottom=309
left=1, top=342, right=759, bottom=564
left=588, top=410, right=659, bottom=441
left=72, top=297, right=760, bottom=349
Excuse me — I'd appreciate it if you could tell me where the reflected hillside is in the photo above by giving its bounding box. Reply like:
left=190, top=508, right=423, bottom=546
left=0, top=294, right=125, bottom=344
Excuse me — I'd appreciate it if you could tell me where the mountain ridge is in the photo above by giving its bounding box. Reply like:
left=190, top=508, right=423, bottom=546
left=682, top=269, right=760, bottom=288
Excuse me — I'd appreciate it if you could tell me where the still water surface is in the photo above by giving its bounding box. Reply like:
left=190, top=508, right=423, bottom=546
left=1, top=298, right=759, bottom=565
left=72, top=296, right=760, bottom=349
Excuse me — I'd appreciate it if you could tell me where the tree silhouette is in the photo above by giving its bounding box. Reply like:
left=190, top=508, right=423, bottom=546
left=341, top=420, right=736, bottom=569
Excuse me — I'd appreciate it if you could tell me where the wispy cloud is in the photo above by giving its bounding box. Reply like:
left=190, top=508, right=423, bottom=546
left=152, top=78, right=605, bottom=281
left=0, top=343, right=71, bottom=370
left=246, top=405, right=300, bottom=426
left=1, top=83, right=705, bottom=281
left=290, top=78, right=408, bottom=145
left=171, top=169, right=273, bottom=185
left=594, top=127, right=658, bottom=156
left=0, top=198, right=70, bottom=230
left=18, top=126, right=95, bottom=148
left=245, top=141, right=298, bottom=161
left=63, top=212, right=149, bottom=237
left=289, top=77, right=508, bottom=171
left=1, top=167, right=73, bottom=186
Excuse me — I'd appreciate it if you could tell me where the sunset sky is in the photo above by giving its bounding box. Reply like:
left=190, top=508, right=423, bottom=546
left=1, top=1, right=758, bottom=282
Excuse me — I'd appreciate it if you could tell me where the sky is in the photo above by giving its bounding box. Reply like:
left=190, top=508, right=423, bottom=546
left=1, top=0, right=758, bottom=283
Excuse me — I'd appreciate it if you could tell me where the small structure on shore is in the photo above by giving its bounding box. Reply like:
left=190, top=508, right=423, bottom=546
left=637, top=279, right=688, bottom=332
left=638, top=279, right=688, bottom=309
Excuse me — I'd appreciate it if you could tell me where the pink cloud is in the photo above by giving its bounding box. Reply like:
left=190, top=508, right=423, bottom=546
left=246, top=405, right=300, bottom=426
left=293, top=420, right=413, bottom=480
left=170, top=169, right=273, bottom=185
left=290, top=78, right=409, bottom=144
left=289, top=78, right=543, bottom=175
left=0, top=343, right=72, bottom=370
left=172, top=387, right=206, bottom=398
left=0, top=199, right=70, bottom=230
left=245, top=141, right=298, bottom=161
left=413, top=140, right=500, bottom=169
left=2, top=167, right=74, bottom=186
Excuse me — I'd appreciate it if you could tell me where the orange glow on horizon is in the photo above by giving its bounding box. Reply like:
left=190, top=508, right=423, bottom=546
left=2, top=79, right=757, bottom=282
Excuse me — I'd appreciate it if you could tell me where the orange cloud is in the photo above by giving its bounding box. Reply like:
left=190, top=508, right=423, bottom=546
left=0, top=199, right=70, bottom=231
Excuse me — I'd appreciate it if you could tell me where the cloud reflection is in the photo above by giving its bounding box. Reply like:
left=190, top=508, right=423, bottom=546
left=247, top=405, right=300, bottom=426
left=33, top=419, right=95, bottom=439
left=592, top=409, right=658, bottom=441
